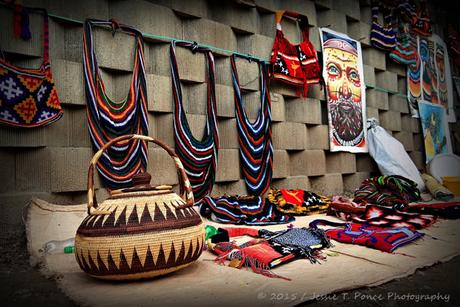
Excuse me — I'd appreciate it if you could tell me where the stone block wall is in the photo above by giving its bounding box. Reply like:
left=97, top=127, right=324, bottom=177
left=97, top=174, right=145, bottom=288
left=1, top=0, right=459, bottom=231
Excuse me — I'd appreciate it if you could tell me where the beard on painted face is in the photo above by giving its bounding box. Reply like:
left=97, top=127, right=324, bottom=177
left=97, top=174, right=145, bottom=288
left=330, top=97, right=364, bottom=146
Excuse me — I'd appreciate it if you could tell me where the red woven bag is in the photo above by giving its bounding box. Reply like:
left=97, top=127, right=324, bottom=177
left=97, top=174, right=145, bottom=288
left=270, top=10, right=320, bottom=96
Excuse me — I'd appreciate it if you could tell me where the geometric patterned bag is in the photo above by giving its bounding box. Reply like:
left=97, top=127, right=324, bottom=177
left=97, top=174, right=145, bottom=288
left=270, top=10, right=321, bottom=96
left=0, top=9, right=63, bottom=127
left=310, top=219, right=424, bottom=253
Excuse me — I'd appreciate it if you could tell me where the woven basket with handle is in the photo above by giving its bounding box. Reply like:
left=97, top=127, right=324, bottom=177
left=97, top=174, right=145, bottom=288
left=75, top=134, right=205, bottom=280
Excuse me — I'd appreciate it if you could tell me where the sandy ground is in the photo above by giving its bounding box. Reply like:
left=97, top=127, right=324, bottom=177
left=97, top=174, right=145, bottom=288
left=0, top=229, right=459, bottom=307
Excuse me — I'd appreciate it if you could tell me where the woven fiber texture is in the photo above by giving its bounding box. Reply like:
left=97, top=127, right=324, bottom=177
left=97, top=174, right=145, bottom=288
left=170, top=41, right=219, bottom=203
left=0, top=8, right=63, bottom=127
left=231, top=55, right=273, bottom=196
left=83, top=19, right=149, bottom=189
left=75, top=193, right=205, bottom=280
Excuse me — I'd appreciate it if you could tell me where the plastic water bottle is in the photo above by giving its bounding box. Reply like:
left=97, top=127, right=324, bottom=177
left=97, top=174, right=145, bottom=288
left=43, top=238, right=75, bottom=254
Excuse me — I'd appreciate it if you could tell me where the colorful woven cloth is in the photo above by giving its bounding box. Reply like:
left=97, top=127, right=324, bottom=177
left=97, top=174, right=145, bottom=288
left=310, top=219, right=423, bottom=253
left=207, top=226, right=331, bottom=280
left=0, top=8, right=63, bottom=127
left=200, top=195, right=293, bottom=225
left=327, top=195, right=367, bottom=221
left=352, top=205, right=436, bottom=230
left=84, top=19, right=149, bottom=189
left=267, top=188, right=330, bottom=215
left=170, top=41, right=219, bottom=203
left=370, top=4, right=396, bottom=51
left=396, top=0, right=416, bottom=21
left=353, top=175, right=421, bottom=208
left=270, top=11, right=321, bottom=96
left=232, top=55, right=272, bottom=196
left=389, top=22, right=417, bottom=65
left=404, top=201, right=460, bottom=219
left=327, top=197, right=436, bottom=230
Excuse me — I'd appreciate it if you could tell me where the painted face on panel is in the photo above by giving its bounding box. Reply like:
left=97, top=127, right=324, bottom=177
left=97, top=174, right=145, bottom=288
left=324, top=39, right=363, bottom=146
left=436, top=45, right=448, bottom=107
left=435, top=47, right=446, bottom=82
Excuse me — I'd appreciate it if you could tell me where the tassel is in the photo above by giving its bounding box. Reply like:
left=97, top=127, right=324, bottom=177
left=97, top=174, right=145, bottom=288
left=247, top=256, right=291, bottom=281
left=422, top=234, right=451, bottom=243
left=214, top=242, right=290, bottom=280
left=394, top=252, right=416, bottom=258
left=302, top=82, right=309, bottom=98
left=330, top=249, right=394, bottom=267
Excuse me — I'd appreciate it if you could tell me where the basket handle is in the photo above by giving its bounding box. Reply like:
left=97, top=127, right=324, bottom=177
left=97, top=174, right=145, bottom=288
left=87, top=134, right=194, bottom=215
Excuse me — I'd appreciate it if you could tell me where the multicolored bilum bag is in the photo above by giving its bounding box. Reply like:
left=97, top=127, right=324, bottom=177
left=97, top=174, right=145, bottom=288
left=270, top=10, right=321, bottom=96
left=0, top=8, right=63, bottom=127
left=390, top=23, right=418, bottom=65
left=370, top=3, right=396, bottom=51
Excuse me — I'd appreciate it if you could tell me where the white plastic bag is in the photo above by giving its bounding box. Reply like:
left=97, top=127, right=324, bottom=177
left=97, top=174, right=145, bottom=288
left=367, top=118, right=425, bottom=191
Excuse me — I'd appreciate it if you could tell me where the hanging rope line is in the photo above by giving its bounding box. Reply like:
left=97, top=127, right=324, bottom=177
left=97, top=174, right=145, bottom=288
left=0, top=2, right=408, bottom=99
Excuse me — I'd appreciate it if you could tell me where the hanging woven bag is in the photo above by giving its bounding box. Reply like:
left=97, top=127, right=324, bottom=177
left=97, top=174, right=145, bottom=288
left=370, top=3, right=396, bottom=51
left=75, top=134, right=205, bottom=280
left=389, top=22, right=418, bottom=65
left=270, top=10, right=321, bottom=96
left=0, top=7, right=63, bottom=127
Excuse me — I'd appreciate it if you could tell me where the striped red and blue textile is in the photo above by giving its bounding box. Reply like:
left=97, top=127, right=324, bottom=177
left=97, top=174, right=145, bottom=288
left=370, top=5, right=396, bottom=51
left=353, top=175, right=421, bottom=208
left=83, top=19, right=149, bottom=189
left=200, top=194, right=294, bottom=225
left=170, top=41, right=219, bottom=203
left=231, top=55, right=273, bottom=196
left=310, top=219, right=424, bottom=253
